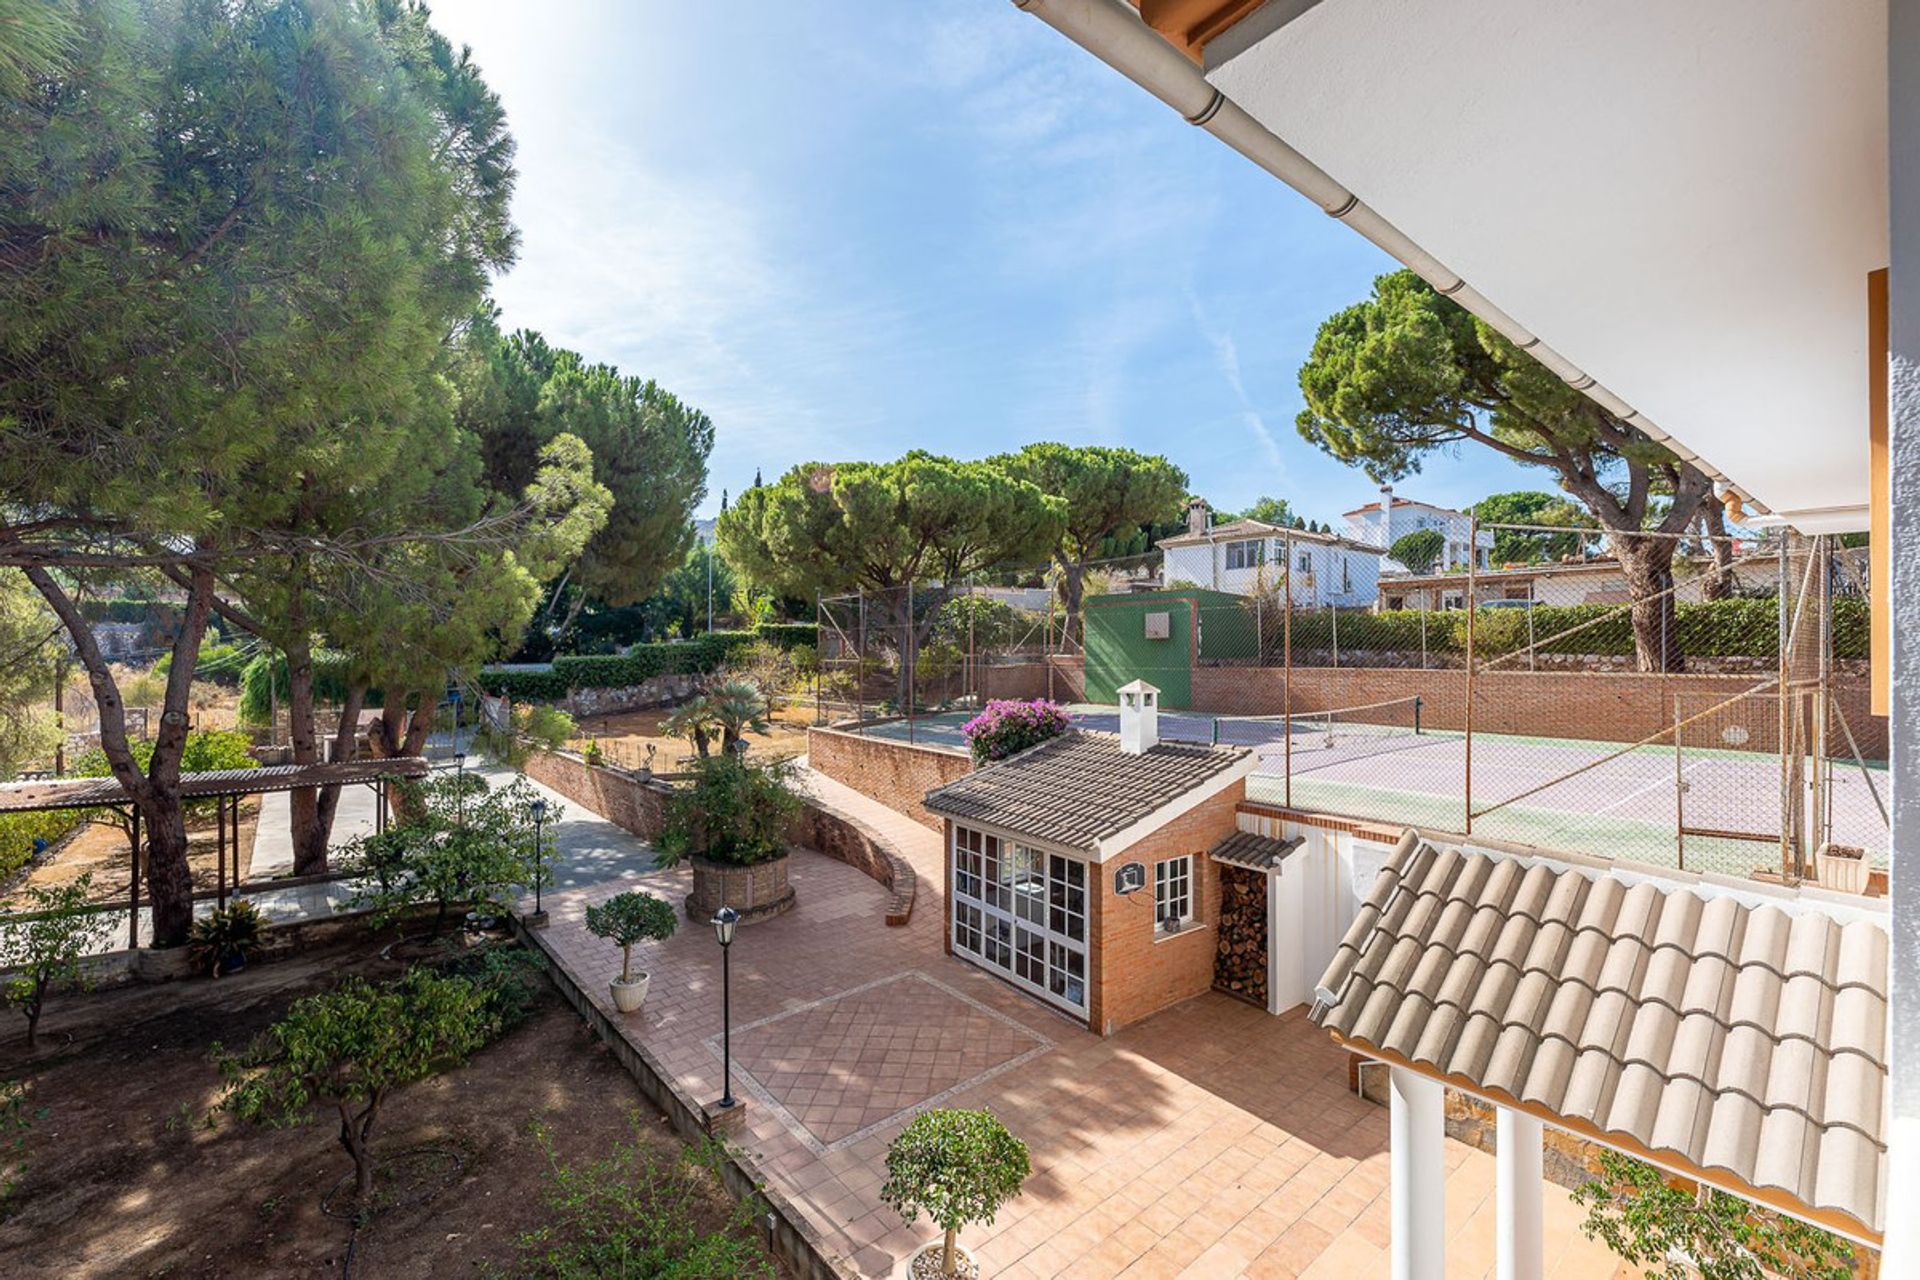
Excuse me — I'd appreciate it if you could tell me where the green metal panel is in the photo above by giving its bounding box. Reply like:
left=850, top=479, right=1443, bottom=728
left=1086, top=594, right=1190, bottom=707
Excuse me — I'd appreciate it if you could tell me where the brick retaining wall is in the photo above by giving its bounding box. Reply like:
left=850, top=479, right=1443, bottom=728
left=525, top=748, right=914, bottom=925
left=805, top=727, right=971, bottom=831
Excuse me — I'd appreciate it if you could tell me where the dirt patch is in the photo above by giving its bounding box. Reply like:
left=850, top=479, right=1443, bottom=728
left=0, top=931, right=778, bottom=1278
left=2, top=802, right=261, bottom=912
left=570, top=703, right=812, bottom=772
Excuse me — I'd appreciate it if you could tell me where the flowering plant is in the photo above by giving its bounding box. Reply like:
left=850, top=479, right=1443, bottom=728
left=961, top=699, right=1070, bottom=764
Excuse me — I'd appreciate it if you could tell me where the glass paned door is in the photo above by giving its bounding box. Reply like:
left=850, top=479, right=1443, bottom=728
left=951, top=825, right=1089, bottom=1014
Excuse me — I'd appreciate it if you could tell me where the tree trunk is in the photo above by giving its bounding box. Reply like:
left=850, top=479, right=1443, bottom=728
left=1698, top=502, right=1735, bottom=601
left=24, top=563, right=213, bottom=946
left=338, top=1099, right=378, bottom=1213
left=1061, top=560, right=1086, bottom=647
left=1613, top=534, right=1685, bottom=672
left=942, top=1226, right=958, bottom=1277
left=286, top=628, right=323, bottom=875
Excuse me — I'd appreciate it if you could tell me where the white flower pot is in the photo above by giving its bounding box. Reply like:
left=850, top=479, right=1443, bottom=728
left=907, top=1240, right=978, bottom=1279
left=610, top=972, right=650, bottom=1012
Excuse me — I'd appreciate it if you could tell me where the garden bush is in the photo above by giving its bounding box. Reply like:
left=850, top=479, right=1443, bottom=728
left=155, top=641, right=249, bottom=687
left=1, top=874, right=112, bottom=1046
left=0, top=810, right=87, bottom=882
left=236, top=650, right=376, bottom=725
left=961, top=699, right=1069, bottom=764
left=500, top=1116, right=774, bottom=1279
left=880, top=1107, right=1030, bottom=1278
left=480, top=624, right=813, bottom=702
left=658, top=755, right=800, bottom=867
left=752, top=622, right=816, bottom=651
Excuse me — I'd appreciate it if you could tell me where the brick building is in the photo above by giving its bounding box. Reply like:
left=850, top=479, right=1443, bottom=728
left=923, top=680, right=1295, bottom=1036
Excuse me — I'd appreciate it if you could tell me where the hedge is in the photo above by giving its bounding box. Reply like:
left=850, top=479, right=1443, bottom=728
left=753, top=622, right=816, bottom=650
left=1212, top=596, right=1866, bottom=661
left=0, top=810, right=87, bottom=882
left=478, top=629, right=761, bottom=701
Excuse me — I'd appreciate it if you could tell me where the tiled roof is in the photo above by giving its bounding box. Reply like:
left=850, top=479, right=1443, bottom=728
left=1156, top=519, right=1381, bottom=556
left=922, top=730, right=1249, bottom=853
left=1210, top=830, right=1302, bottom=871
left=1313, top=836, right=1889, bottom=1237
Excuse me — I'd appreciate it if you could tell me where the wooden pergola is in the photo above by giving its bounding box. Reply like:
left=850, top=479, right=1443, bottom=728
left=0, top=758, right=430, bottom=947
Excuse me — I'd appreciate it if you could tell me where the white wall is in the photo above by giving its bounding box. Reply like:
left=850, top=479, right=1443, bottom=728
left=1164, top=537, right=1379, bottom=606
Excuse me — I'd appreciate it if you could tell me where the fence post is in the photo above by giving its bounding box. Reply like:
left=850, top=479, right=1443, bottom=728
left=906, top=580, right=915, bottom=744
left=1674, top=694, right=1686, bottom=871
left=1465, top=517, right=1478, bottom=835
left=857, top=589, right=866, bottom=726
left=1284, top=534, right=1293, bottom=810
left=1420, top=607, right=1428, bottom=671
left=1331, top=601, right=1341, bottom=669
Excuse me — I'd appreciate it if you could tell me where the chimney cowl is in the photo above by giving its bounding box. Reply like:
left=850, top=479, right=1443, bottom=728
left=1185, top=498, right=1210, bottom=535
left=1116, top=678, right=1160, bottom=755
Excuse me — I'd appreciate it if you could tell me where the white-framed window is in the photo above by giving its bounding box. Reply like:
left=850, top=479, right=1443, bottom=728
left=1297, top=551, right=1311, bottom=573
left=951, top=824, right=1087, bottom=1012
left=1154, top=855, right=1194, bottom=934
left=1224, top=539, right=1265, bottom=570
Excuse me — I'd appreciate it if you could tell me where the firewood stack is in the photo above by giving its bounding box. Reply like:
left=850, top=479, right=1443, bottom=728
left=1212, top=866, right=1268, bottom=1005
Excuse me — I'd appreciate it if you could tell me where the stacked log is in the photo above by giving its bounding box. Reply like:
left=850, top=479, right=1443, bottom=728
left=1213, top=866, right=1267, bottom=1005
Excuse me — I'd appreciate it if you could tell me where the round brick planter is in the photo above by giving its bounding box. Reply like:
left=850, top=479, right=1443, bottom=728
left=685, top=853, right=796, bottom=924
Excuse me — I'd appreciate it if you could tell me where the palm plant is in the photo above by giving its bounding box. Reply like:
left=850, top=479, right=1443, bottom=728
left=661, top=696, right=718, bottom=760
left=707, top=678, right=769, bottom=754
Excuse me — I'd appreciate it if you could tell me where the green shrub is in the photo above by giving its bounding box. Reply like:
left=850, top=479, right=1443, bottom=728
left=478, top=633, right=760, bottom=701
left=235, top=650, right=377, bottom=725
left=0, top=811, right=87, bottom=882
left=156, top=642, right=249, bottom=687
left=187, top=901, right=265, bottom=978
left=752, top=622, right=816, bottom=650
left=1, top=873, right=112, bottom=1047
left=658, top=755, right=801, bottom=868
left=340, top=774, right=551, bottom=932
left=500, top=1115, right=775, bottom=1279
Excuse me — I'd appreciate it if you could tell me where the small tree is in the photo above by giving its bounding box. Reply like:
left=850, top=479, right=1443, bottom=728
left=583, top=892, right=677, bottom=985
left=1, top=873, right=110, bottom=1047
left=1570, top=1150, right=1853, bottom=1280
left=662, top=696, right=719, bottom=760
left=960, top=699, right=1069, bottom=764
left=657, top=755, right=801, bottom=868
left=706, top=677, right=769, bottom=753
left=341, top=774, right=550, bottom=933
left=880, top=1108, right=1030, bottom=1277
left=1389, top=529, right=1446, bottom=576
left=214, top=968, right=494, bottom=1214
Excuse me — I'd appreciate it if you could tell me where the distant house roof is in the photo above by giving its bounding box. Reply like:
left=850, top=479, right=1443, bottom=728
left=923, top=730, right=1252, bottom=855
left=1157, top=517, right=1382, bottom=556
left=1314, top=835, right=1889, bottom=1241
left=1343, top=496, right=1469, bottom=518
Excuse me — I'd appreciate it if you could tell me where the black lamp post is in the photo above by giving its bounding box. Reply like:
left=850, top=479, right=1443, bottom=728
left=529, top=797, right=549, bottom=926
left=453, top=750, right=467, bottom=825
left=712, top=906, right=739, bottom=1109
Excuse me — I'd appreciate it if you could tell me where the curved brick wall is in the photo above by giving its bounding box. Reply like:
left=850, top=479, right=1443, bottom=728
left=804, top=727, right=972, bottom=831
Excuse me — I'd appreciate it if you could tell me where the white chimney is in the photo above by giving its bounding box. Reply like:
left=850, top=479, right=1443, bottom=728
left=1186, top=497, right=1210, bottom=535
left=1117, top=679, right=1160, bottom=754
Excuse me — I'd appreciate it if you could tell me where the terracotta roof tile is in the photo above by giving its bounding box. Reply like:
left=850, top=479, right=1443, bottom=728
left=1311, top=837, right=1889, bottom=1236
left=921, top=730, right=1248, bottom=852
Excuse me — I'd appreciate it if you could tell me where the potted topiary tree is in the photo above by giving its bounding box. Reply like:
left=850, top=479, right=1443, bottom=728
left=880, top=1107, right=1031, bottom=1279
left=584, top=891, right=677, bottom=1012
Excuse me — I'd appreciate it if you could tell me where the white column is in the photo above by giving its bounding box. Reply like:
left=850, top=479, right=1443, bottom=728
left=1389, top=1066, right=1446, bottom=1280
left=1496, top=1107, right=1544, bottom=1280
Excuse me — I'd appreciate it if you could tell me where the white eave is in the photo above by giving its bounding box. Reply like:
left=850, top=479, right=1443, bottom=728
left=1013, top=0, right=1889, bottom=533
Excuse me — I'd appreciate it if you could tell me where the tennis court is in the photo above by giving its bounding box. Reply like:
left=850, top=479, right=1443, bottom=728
left=843, top=703, right=1888, bottom=877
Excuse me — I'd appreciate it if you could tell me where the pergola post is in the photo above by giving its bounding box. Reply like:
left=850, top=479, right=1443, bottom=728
left=1496, top=1106, right=1544, bottom=1280
left=1389, top=1065, right=1445, bottom=1280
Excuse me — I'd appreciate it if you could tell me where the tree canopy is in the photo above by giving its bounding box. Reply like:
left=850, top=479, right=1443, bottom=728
left=1389, top=529, right=1445, bottom=576
left=1468, top=491, right=1596, bottom=564
left=990, top=444, right=1186, bottom=623
left=1296, top=269, right=1716, bottom=669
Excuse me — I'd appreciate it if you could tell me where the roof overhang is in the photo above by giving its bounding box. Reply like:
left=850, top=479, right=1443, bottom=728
left=1094, top=750, right=1257, bottom=860
left=1017, top=0, right=1890, bottom=534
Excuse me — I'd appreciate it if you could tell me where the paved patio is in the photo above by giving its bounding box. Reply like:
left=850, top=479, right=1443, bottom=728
left=523, top=764, right=1630, bottom=1279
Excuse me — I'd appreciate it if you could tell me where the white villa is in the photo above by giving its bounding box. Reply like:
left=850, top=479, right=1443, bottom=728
left=1157, top=498, right=1382, bottom=606
left=1343, top=486, right=1492, bottom=573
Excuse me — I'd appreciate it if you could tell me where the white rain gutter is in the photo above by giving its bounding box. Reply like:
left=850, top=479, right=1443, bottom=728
left=1011, top=0, right=1767, bottom=516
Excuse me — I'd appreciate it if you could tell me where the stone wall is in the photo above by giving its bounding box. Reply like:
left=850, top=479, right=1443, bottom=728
left=562, top=672, right=703, bottom=719
left=805, top=727, right=972, bottom=831
left=523, top=748, right=668, bottom=840
left=524, top=748, right=914, bottom=926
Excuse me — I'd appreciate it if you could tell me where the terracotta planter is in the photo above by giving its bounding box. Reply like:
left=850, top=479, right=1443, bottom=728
left=685, top=853, right=795, bottom=923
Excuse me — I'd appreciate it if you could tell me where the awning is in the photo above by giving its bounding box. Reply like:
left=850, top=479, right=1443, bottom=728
left=1209, top=830, right=1302, bottom=871
left=0, top=758, right=431, bottom=815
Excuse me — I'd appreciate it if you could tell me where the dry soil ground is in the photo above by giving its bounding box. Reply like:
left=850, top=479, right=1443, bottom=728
left=0, top=930, right=777, bottom=1278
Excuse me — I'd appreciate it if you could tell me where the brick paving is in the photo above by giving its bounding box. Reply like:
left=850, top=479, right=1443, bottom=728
left=524, top=764, right=1630, bottom=1279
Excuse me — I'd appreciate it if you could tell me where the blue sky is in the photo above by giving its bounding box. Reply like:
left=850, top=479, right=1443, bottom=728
left=430, top=0, right=1543, bottom=524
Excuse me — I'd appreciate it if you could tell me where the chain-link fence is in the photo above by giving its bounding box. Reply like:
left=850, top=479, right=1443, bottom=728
left=820, top=526, right=1886, bottom=886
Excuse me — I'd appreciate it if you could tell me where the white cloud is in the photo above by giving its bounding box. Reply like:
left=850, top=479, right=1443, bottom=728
left=1189, top=294, right=1287, bottom=473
